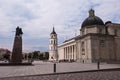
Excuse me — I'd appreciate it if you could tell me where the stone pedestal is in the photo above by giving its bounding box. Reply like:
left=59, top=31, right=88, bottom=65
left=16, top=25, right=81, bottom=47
left=11, top=36, right=22, bottom=63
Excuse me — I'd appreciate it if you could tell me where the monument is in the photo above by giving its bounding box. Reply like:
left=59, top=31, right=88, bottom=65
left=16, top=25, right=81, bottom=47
left=0, top=26, right=32, bottom=66
left=11, top=26, right=23, bottom=63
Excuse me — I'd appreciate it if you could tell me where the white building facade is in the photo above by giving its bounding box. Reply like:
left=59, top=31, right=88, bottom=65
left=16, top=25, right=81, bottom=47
left=58, top=9, right=120, bottom=63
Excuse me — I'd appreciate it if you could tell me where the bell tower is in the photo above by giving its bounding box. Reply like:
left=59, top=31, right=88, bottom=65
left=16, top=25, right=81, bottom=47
left=49, top=27, right=58, bottom=61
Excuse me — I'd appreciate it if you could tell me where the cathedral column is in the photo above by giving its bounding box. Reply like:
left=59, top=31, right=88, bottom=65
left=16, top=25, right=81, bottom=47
left=72, top=45, right=74, bottom=59
left=67, top=47, right=69, bottom=60
left=70, top=46, right=72, bottom=59
left=68, top=46, right=70, bottom=60
left=71, top=45, right=72, bottom=59
left=73, top=45, right=75, bottom=58
left=73, top=45, right=76, bottom=60
left=65, top=47, right=67, bottom=59
left=66, top=47, right=68, bottom=59
left=69, top=46, right=71, bottom=60
left=64, top=47, right=65, bottom=59
left=65, top=47, right=66, bottom=59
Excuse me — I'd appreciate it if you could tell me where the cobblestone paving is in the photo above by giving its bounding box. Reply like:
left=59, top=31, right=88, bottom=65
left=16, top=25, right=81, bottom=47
left=0, top=70, right=120, bottom=80
left=0, top=61, right=120, bottom=78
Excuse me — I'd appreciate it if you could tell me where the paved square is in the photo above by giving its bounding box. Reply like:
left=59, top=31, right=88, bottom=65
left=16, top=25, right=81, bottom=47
left=0, top=61, right=120, bottom=78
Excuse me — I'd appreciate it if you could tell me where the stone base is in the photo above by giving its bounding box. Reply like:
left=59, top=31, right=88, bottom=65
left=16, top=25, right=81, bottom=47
left=0, top=62, right=32, bottom=66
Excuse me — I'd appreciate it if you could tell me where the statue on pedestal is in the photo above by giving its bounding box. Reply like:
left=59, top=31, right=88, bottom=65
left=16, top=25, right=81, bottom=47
left=16, top=26, right=23, bottom=37
left=11, top=26, right=23, bottom=63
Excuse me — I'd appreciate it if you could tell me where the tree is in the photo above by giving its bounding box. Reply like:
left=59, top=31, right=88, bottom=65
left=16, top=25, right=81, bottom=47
left=24, top=54, right=28, bottom=60
left=3, top=53, right=10, bottom=61
left=28, top=53, right=32, bottom=59
left=44, top=52, right=49, bottom=60
left=39, top=54, right=44, bottom=60
left=32, top=51, right=40, bottom=59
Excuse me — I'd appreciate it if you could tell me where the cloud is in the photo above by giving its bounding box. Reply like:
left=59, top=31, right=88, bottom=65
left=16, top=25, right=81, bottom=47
left=0, top=0, right=120, bottom=52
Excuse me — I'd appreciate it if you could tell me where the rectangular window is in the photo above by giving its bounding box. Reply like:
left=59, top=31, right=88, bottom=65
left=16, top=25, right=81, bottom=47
left=100, top=40, right=105, bottom=47
left=81, top=41, right=85, bottom=54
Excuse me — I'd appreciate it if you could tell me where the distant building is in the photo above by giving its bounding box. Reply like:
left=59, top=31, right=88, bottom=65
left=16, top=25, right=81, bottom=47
left=0, top=48, right=11, bottom=60
left=49, top=27, right=58, bottom=61
left=58, top=9, right=120, bottom=63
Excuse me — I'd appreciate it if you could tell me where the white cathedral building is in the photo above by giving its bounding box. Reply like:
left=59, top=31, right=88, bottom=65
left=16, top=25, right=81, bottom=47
left=49, top=9, right=120, bottom=63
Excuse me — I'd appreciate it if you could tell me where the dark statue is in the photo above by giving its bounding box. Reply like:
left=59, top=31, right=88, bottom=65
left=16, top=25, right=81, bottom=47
left=15, top=26, right=23, bottom=36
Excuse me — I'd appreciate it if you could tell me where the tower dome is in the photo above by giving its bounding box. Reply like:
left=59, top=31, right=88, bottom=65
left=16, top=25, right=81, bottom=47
left=81, top=9, right=104, bottom=28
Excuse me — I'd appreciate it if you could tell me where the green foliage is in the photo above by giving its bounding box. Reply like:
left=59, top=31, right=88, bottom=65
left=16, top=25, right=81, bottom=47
left=26, top=51, right=49, bottom=60
left=44, top=52, right=49, bottom=60
left=32, top=51, right=39, bottom=59
left=39, top=54, right=44, bottom=60
left=3, top=53, right=10, bottom=61
left=28, top=53, right=32, bottom=59
left=24, top=54, right=28, bottom=59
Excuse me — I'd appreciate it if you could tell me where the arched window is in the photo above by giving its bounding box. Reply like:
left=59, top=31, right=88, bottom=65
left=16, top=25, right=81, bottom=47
left=54, top=40, right=55, bottom=44
left=51, top=35, right=53, bottom=38
left=51, top=47, right=53, bottom=50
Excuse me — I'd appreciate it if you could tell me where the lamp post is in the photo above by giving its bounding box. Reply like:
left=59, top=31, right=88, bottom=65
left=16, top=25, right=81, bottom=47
left=96, top=56, right=100, bottom=70
left=52, top=57, right=56, bottom=73
left=97, top=59, right=100, bottom=70
left=54, top=62, right=56, bottom=73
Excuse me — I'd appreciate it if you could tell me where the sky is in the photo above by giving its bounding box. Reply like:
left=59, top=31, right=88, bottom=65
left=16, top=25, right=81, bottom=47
left=0, top=0, right=120, bottom=52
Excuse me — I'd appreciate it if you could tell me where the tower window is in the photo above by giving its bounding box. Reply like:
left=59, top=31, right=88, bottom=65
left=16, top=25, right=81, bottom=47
left=51, top=40, right=53, bottom=44
left=51, top=47, right=53, bottom=50
left=51, top=35, right=54, bottom=38
left=54, top=40, right=55, bottom=44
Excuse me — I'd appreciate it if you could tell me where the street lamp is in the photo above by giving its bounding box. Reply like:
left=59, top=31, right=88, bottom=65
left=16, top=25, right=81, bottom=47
left=97, top=59, right=100, bottom=70
left=51, top=57, right=56, bottom=73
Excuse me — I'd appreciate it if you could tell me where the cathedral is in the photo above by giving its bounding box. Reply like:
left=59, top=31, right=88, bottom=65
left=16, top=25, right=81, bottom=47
left=57, top=9, right=120, bottom=63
